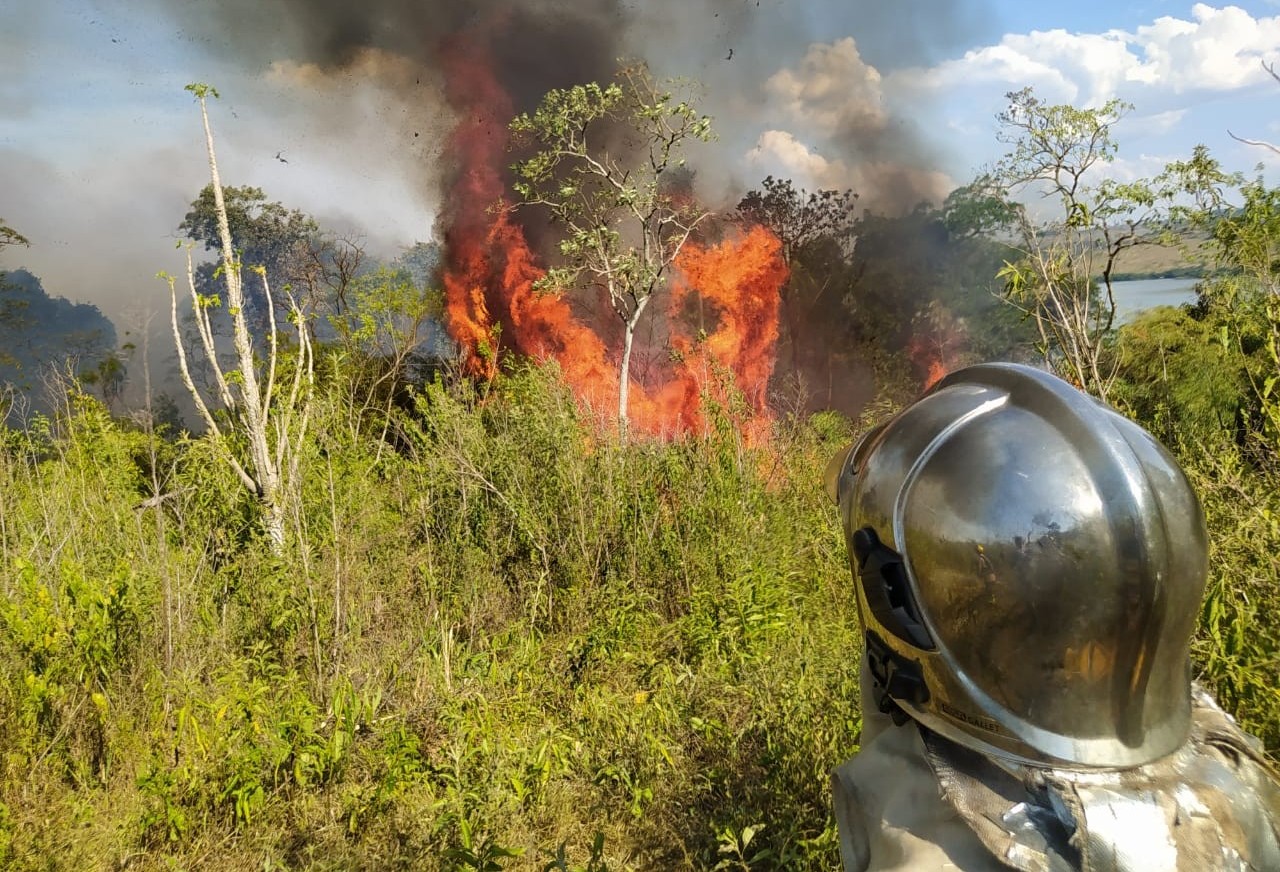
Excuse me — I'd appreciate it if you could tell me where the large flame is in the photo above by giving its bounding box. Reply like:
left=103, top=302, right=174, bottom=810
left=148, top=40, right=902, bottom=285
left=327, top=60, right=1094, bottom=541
left=440, top=29, right=788, bottom=439
left=668, top=226, right=785, bottom=441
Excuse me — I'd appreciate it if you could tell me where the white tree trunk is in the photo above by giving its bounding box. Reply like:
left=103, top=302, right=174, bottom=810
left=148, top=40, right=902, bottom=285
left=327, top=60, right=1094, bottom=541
left=617, top=295, right=650, bottom=437
left=169, top=87, right=312, bottom=555
left=198, top=97, right=284, bottom=549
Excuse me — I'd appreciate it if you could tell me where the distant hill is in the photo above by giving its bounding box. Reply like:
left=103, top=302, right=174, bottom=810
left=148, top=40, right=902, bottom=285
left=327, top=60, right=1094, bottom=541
left=0, top=268, right=117, bottom=415
left=1106, top=234, right=1214, bottom=280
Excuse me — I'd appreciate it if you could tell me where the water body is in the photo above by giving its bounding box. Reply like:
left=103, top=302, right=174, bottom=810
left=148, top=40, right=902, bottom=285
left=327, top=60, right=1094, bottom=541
left=1110, top=277, right=1201, bottom=324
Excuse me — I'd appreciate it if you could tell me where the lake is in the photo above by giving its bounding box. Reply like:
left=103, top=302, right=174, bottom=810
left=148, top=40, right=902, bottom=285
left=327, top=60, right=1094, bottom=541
left=1111, top=277, right=1201, bottom=324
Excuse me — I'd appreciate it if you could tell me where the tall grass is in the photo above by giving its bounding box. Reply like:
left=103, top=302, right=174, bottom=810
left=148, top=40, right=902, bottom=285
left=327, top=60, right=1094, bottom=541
left=0, top=366, right=860, bottom=870
left=1183, top=449, right=1280, bottom=749
left=2, top=359, right=1276, bottom=870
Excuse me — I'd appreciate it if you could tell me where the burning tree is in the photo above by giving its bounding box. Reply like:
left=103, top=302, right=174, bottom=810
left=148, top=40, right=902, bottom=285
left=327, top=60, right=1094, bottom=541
left=735, top=176, right=858, bottom=406
left=509, top=65, right=714, bottom=433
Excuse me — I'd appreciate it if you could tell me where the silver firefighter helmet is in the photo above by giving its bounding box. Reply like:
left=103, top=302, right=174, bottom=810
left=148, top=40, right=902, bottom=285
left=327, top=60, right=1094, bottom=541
left=827, top=362, right=1208, bottom=770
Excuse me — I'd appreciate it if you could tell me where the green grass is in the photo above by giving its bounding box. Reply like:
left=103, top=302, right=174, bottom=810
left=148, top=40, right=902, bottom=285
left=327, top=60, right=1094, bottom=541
left=0, top=366, right=862, bottom=870
left=0, top=358, right=1275, bottom=870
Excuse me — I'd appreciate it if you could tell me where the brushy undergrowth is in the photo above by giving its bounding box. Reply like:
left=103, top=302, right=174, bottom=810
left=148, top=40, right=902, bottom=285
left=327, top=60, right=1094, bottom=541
left=1183, top=448, right=1280, bottom=750
left=0, top=365, right=863, bottom=870
left=0, top=360, right=1276, bottom=870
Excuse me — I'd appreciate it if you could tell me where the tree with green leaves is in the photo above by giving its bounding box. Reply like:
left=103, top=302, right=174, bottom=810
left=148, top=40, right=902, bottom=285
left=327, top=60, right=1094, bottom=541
left=327, top=264, right=443, bottom=455
left=0, top=269, right=118, bottom=407
left=79, top=349, right=130, bottom=411
left=179, top=185, right=369, bottom=335
left=510, top=65, right=714, bottom=432
left=1181, top=60, right=1280, bottom=455
left=179, top=185, right=316, bottom=326
left=0, top=218, right=29, bottom=252
left=989, top=89, right=1226, bottom=399
left=992, top=88, right=1133, bottom=397
left=163, top=84, right=314, bottom=552
left=940, top=175, right=1019, bottom=241
left=1195, top=178, right=1280, bottom=455
left=0, top=216, right=30, bottom=369
left=1111, top=305, right=1248, bottom=448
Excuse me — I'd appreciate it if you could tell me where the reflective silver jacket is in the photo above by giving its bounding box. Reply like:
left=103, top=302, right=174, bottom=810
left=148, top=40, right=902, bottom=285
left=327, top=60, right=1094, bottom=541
left=833, top=683, right=1280, bottom=871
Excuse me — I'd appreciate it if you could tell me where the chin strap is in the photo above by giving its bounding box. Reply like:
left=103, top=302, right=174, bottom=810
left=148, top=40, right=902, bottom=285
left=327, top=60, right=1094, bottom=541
left=865, top=630, right=929, bottom=727
left=852, top=527, right=935, bottom=650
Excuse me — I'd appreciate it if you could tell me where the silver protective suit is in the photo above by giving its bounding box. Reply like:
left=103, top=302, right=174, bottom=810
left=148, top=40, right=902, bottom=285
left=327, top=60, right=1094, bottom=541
left=832, top=682, right=1280, bottom=871
left=827, top=362, right=1280, bottom=870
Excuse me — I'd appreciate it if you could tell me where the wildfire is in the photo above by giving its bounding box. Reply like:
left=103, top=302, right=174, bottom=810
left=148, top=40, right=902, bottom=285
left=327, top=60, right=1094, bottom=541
left=913, top=346, right=948, bottom=391
left=440, top=29, right=789, bottom=439
left=668, top=226, right=786, bottom=441
left=907, top=309, right=969, bottom=391
left=924, top=360, right=947, bottom=391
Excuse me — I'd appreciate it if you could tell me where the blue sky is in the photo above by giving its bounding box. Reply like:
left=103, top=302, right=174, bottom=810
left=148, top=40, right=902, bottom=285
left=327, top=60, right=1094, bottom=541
left=992, top=0, right=1189, bottom=34
left=739, top=1, right=1280, bottom=202
left=1, top=1, right=1278, bottom=323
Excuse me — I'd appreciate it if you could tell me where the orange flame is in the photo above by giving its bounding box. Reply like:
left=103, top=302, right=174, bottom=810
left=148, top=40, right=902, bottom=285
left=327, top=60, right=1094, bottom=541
left=907, top=331, right=948, bottom=390
left=667, top=226, right=786, bottom=442
left=923, top=358, right=947, bottom=390
left=440, top=30, right=788, bottom=439
left=908, top=310, right=969, bottom=391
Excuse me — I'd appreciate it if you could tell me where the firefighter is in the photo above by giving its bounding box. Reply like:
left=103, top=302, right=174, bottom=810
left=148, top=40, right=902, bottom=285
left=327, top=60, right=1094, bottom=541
left=825, top=362, right=1280, bottom=871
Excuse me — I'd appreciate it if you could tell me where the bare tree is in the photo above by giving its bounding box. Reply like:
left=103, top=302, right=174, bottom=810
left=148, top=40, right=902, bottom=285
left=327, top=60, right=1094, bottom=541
left=162, top=84, right=313, bottom=552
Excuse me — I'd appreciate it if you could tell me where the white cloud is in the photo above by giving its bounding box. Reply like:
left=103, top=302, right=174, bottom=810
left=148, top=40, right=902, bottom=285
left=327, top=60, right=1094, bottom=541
left=891, top=4, right=1280, bottom=108
left=1096, top=153, right=1181, bottom=183
left=749, top=38, right=954, bottom=211
left=745, top=129, right=851, bottom=188
left=743, top=129, right=952, bottom=207
left=1135, top=4, right=1280, bottom=92
left=1125, top=108, right=1188, bottom=135
left=907, top=30, right=1139, bottom=106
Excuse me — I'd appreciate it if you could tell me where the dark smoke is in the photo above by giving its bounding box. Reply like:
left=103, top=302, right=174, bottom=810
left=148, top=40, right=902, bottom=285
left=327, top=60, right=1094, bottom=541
left=140, top=0, right=993, bottom=419
left=148, top=0, right=992, bottom=215
left=158, top=1, right=629, bottom=108
left=154, top=0, right=641, bottom=255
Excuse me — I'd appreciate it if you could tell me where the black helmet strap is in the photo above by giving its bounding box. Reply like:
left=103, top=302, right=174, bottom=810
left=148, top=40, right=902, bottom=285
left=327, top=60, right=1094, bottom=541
left=865, top=630, right=930, bottom=726
left=852, top=527, right=935, bottom=650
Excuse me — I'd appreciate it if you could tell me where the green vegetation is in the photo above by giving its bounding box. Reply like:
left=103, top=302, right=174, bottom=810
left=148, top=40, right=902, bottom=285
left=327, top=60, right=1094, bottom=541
left=738, top=176, right=1035, bottom=412
left=999, top=87, right=1280, bottom=750
left=0, top=368, right=861, bottom=869
left=1, top=76, right=1278, bottom=871
left=0, top=269, right=118, bottom=414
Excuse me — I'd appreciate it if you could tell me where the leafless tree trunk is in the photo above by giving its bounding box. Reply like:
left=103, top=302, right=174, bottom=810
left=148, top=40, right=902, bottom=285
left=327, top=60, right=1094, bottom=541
left=165, top=84, right=314, bottom=553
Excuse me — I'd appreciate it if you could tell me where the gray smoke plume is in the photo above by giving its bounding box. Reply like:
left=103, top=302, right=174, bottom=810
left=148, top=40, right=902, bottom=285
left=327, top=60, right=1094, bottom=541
left=147, top=0, right=991, bottom=213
